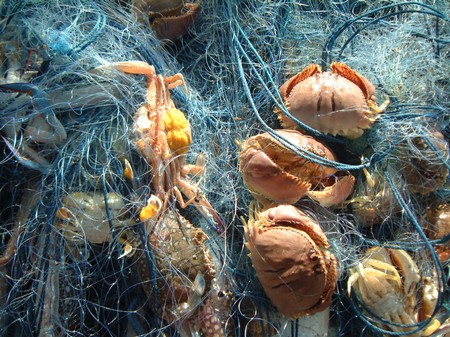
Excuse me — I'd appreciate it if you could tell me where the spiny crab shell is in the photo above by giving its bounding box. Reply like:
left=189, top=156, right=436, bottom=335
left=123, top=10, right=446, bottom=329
left=276, top=62, right=388, bottom=139
left=239, top=129, right=355, bottom=207
left=244, top=204, right=338, bottom=318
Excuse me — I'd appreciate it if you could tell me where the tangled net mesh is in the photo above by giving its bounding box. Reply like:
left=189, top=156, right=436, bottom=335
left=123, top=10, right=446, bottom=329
left=0, top=0, right=449, bottom=336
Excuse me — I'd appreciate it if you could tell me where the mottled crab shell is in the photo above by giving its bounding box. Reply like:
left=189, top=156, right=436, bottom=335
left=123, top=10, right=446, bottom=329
left=134, top=209, right=216, bottom=322
left=276, top=62, right=385, bottom=139
left=245, top=204, right=338, bottom=318
left=239, top=129, right=355, bottom=206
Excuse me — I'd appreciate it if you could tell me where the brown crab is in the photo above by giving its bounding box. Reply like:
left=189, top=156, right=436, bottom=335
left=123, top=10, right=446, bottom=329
left=133, top=202, right=228, bottom=337
left=239, top=129, right=355, bottom=207
left=244, top=203, right=338, bottom=318
left=275, top=62, right=389, bottom=139
left=132, top=0, right=201, bottom=41
left=423, top=202, right=450, bottom=263
left=401, top=129, right=449, bottom=194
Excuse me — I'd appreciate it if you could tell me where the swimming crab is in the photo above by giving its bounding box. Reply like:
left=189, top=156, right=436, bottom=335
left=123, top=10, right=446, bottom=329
left=1, top=40, right=65, bottom=171
left=275, top=62, right=389, bottom=139
left=133, top=196, right=228, bottom=337
left=100, top=61, right=222, bottom=228
left=56, top=191, right=138, bottom=257
left=132, top=0, right=201, bottom=41
left=348, top=247, right=440, bottom=336
left=239, top=129, right=355, bottom=207
left=244, top=203, right=338, bottom=318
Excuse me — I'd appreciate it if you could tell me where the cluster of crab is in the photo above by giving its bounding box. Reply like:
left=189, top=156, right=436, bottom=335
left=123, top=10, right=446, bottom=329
left=239, top=62, right=449, bottom=335
left=55, top=61, right=230, bottom=337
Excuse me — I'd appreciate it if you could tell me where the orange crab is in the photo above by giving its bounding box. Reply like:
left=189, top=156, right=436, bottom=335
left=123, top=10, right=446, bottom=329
left=102, top=61, right=221, bottom=227
left=275, top=62, right=389, bottom=139
left=244, top=203, right=338, bottom=318
left=239, top=129, right=355, bottom=207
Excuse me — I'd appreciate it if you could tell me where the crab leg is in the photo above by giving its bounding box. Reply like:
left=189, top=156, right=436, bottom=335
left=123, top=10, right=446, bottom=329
left=2, top=136, right=50, bottom=172
left=1, top=83, right=66, bottom=170
left=0, top=83, right=66, bottom=143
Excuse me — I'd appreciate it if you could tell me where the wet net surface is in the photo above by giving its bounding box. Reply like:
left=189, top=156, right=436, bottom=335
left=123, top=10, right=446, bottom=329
left=0, top=1, right=449, bottom=336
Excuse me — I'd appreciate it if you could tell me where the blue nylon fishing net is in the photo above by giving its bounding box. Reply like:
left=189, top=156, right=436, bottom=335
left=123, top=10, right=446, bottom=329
left=0, top=0, right=448, bottom=336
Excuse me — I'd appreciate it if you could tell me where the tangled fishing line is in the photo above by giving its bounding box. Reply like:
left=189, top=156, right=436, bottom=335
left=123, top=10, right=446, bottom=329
left=0, top=1, right=449, bottom=337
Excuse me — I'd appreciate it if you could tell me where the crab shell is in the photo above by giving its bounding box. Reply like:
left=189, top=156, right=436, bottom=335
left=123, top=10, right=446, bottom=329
left=133, top=0, right=201, bottom=41
left=245, top=204, right=338, bottom=318
left=276, top=62, right=387, bottom=139
left=424, top=202, right=450, bottom=262
left=134, top=209, right=216, bottom=323
left=239, top=129, right=355, bottom=207
left=402, top=130, right=449, bottom=194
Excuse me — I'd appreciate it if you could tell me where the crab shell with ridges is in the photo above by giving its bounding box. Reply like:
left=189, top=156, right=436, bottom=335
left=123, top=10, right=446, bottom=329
left=276, top=62, right=388, bottom=139
left=244, top=204, right=338, bottom=318
left=239, top=129, right=355, bottom=207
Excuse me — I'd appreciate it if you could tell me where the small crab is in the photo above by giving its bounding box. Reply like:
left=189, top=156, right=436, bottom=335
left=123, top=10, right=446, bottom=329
left=56, top=191, right=137, bottom=257
left=132, top=0, right=201, bottom=41
left=0, top=36, right=61, bottom=172
left=101, top=61, right=222, bottom=228
left=401, top=129, right=449, bottom=194
left=423, top=202, right=450, bottom=263
left=275, top=62, right=389, bottom=139
left=1, top=84, right=66, bottom=172
left=133, top=197, right=228, bottom=337
left=239, top=129, right=355, bottom=207
left=244, top=203, right=338, bottom=318
left=348, top=247, right=440, bottom=336
left=346, top=167, right=402, bottom=227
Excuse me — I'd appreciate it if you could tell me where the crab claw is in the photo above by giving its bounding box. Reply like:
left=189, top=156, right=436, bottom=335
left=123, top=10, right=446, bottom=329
left=239, top=147, right=311, bottom=204
left=139, top=194, right=163, bottom=223
left=307, top=173, right=356, bottom=207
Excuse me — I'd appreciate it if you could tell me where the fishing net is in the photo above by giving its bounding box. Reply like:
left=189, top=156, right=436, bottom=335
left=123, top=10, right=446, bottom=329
left=0, top=0, right=449, bottom=336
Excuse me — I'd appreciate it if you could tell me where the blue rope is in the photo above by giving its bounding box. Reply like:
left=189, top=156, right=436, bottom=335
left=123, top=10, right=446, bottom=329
left=322, top=2, right=449, bottom=67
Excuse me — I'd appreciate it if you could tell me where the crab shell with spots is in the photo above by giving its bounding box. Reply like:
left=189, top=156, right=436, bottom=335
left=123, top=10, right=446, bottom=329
left=275, top=62, right=389, bottom=139
left=139, top=209, right=215, bottom=316
left=239, top=129, right=355, bottom=207
left=244, top=204, right=338, bottom=318
left=133, top=208, right=228, bottom=337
